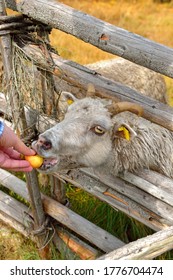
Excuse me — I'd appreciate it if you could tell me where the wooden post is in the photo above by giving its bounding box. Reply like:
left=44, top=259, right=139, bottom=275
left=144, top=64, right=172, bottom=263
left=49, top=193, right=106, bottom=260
left=37, top=25, right=67, bottom=205
left=0, top=0, right=24, bottom=133
left=0, top=169, right=125, bottom=253
left=0, top=0, right=50, bottom=259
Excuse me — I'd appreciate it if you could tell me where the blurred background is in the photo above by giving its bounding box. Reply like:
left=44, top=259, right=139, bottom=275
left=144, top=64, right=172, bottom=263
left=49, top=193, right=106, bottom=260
left=50, top=0, right=173, bottom=105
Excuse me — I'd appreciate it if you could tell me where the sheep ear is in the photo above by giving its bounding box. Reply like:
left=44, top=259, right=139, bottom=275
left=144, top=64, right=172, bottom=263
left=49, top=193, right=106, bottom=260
left=57, top=92, right=78, bottom=119
left=113, top=123, right=137, bottom=141
left=60, top=91, right=78, bottom=106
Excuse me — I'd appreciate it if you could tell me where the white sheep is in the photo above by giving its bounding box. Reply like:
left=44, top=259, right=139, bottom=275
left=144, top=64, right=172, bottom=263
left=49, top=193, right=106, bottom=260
left=32, top=93, right=173, bottom=178
left=87, top=58, right=167, bottom=103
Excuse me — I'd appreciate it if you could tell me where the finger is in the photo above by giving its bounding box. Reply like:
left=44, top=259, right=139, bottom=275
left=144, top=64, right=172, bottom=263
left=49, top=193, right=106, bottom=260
left=0, top=147, right=21, bottom=160
left=7, top=166, right=33, bottom=172
left=13, top=140, right=36, bottom=156
left=0, top=157, right=33, bottom=170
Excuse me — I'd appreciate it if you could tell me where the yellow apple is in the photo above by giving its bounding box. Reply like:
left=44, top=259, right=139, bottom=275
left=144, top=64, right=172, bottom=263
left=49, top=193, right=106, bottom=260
left=25, top=155, right=44, bottom=168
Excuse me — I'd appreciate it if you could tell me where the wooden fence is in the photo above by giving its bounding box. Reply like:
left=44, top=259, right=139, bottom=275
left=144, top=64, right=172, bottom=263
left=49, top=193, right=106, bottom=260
left=0, top=0, right=173, bottom=259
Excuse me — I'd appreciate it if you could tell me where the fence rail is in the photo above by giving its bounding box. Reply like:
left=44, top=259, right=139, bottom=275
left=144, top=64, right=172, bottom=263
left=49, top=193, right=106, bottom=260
left=20, top=43, right=173, bottom=131
left=6, top=0, right=173, bottom=78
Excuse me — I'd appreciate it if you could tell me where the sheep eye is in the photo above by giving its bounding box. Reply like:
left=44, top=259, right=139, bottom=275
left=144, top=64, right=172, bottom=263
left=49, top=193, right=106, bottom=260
left=91, top=125, right=106, bottom=135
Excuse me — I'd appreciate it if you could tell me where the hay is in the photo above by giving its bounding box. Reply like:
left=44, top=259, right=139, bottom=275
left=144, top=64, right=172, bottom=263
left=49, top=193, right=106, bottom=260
left=3, top=34, right=60, bottom=143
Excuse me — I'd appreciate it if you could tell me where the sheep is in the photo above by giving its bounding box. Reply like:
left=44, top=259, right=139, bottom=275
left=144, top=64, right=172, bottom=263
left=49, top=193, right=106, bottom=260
left=86, top=58, right=167, bottom=103
left=32, top=93, right=173, bottom=179
left=56, top=58, right=167, bottom=121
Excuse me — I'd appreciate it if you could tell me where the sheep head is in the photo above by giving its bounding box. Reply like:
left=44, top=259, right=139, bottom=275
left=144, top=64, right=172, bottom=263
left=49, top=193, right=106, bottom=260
left=32, top=92, right=143, bottom=173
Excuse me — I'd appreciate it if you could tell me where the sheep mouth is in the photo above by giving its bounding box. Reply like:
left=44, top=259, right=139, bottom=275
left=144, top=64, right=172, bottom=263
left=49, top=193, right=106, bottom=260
left=39, top=157, right=59, bottom=171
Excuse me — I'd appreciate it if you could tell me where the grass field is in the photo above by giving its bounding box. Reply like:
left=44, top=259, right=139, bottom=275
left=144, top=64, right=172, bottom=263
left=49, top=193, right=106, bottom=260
left=51, top=0, right=173, bottom=61
left=50, top=0, right=173, bottom=105
left=1, top=0, right=173, bottom=259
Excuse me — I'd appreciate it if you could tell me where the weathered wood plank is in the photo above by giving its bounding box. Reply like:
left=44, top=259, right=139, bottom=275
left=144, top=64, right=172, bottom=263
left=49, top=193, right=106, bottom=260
left=1, top=192, right=173, bottom=260
left=19, top=44, right=173, bottom=131
left=5, top=0, right=173, bottom=78
left=137, top=170, right=173, bottom=196
left=42, top=194, right=125, bottom=252
left=120, top=172, right=173, bottom=206
left=1, top=47, right=173, bottom=132
left=55, top=227, right=101, bottom=260
left=98, top=225, right=173, bottom=260
left=0, top=190, right=35, bottom=240
left=0, top=0, right=51, bottom=259
left=0, top=191, right=100, bottom=259
left=80, top=169, right=173, bottom=224
left=55, top=169, right=171, bottom=231
left=0, top=169, right=29, bottom=199
left=0, top=190, right=32, bottom=226
left=0, top=169, right=124, bottom=252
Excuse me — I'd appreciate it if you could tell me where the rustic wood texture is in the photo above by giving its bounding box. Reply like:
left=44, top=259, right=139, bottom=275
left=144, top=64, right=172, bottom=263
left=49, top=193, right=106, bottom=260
left=0, top=169, right=124, bottom=252
left=121, top=171, right=173, bottom=207
left=0, top=211, right=36, bottom=242
left=0, top=1, right=27, bottom=133
left=1, top=42, right=173, bottom=131
left=81, top=169, right=173, bottom=223
left=0, top=190, right=100, bottom=259
left=19, top=43, right=173, bottom=131
left=98, top=225, right=173, bottom=260
left=0, top=190, right=33, bottom=228
left=55, top=227, right=101, bottom=260
left=55, top=169, right=172, bottom=231
left=1, top=171, right=173, bottom=260
left=5, top=0, right=173, bottom=78
left=0, top=190, right=37, bottom=243
left=0, top=0, right=51, bottom=259
left=25, top=171, right=46, bottom=230
left=42, top=194, right=125, bottom=253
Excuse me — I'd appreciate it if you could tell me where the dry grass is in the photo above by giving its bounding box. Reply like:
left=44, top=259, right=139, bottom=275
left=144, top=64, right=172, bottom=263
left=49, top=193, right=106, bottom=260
left=50, top=0, right=173, bottom=62
left=0, top=221, right=39, bottom=260
left=50, top=0, right=173, bottom=104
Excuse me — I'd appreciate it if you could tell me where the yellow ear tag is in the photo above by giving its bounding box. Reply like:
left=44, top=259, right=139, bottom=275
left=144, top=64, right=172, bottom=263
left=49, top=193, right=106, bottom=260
left=118, top=126, right=130, bottom=141
left=67, top=99, right=74, bottom=105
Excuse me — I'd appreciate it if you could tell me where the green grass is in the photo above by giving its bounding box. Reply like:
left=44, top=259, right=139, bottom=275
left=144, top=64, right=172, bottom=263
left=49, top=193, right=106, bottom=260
left=66, top=186, right=173, bottom=260
left=66, top=186, right=151, bottom=243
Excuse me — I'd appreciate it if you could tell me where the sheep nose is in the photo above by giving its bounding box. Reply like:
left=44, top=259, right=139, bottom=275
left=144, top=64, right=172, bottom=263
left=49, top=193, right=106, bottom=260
left=37, top=136, right=52, bottom=150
